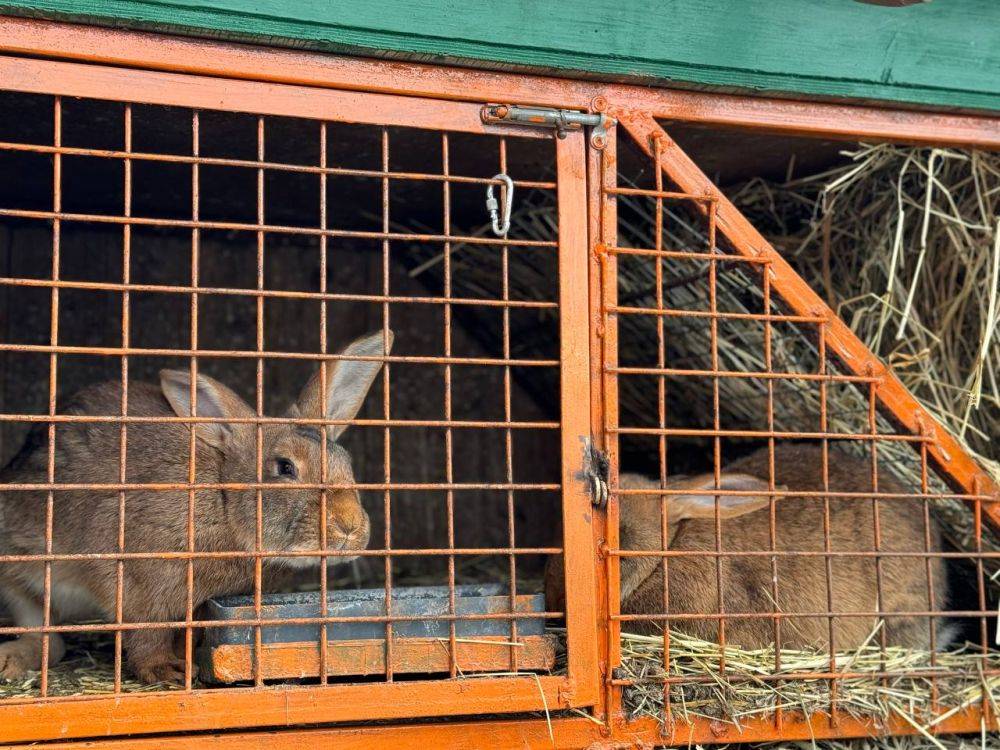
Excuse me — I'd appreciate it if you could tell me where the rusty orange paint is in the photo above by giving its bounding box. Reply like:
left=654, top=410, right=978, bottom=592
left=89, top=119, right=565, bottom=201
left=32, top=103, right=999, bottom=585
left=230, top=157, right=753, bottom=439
left=585, top=120, right=617, bottom=728
left=0, top=674, right=578, bottom=744
left=199, top=634, right=558, bottom=683
left=1, top=17, right=1000, bottom=149
left=0, top=706, right=991, bottom=749
left=592, top=122, right=625, bottom=729
left=0, top=55, right=540, bottom=140
left=555, top=130, right=603, bottom=709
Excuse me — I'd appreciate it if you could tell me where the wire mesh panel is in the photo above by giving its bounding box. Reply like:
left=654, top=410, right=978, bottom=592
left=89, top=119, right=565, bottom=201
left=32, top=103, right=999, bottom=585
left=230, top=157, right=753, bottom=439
left=0, top=56, right=596, bottom=742
left=0, top=36, right=996, bottom=750
left=597, top=113, right=1000, bottom=743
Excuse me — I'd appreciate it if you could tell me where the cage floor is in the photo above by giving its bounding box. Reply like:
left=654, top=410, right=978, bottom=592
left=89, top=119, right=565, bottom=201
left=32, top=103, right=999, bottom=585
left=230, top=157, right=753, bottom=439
left=0, top=566, right=550, bottom=697
left=2, top=622, right=998, bottom=735
left=617, top=629, right=1000, bottom=730
left=0, top=630, right=182, bottom=698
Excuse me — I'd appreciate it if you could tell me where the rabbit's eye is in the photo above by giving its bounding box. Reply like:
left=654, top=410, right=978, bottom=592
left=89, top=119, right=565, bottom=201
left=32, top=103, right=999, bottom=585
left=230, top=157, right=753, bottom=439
left=274, top=458, right=297, bottom=479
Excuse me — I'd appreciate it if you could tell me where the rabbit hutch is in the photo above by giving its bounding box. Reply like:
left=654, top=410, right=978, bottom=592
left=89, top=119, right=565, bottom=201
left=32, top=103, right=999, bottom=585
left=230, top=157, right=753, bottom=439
left=0, top=2, right=998, bottom=748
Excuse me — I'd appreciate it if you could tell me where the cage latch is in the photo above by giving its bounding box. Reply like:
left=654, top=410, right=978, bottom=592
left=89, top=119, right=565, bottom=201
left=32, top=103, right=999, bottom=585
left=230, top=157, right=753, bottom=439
left=485, top=173, right=514, bottom=236
left=481, top=104, right=612, bottom=149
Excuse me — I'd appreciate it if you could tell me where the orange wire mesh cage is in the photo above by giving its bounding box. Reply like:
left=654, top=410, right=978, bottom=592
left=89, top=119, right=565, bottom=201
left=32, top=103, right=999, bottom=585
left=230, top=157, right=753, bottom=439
left=0, top=53, right=599, bottom=743
left=592, top=112, right=1000, bottom=744
left=0, top=20, right=997, bottom=750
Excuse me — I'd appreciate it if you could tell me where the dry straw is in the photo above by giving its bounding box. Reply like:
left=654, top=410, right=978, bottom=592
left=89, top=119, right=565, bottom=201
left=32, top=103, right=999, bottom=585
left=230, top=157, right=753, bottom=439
left=731, top=144, right=999, bottom=486
left=0, top=630, right=176, bottom=698
left=616, top=144, right=1000, bottom=739
left=619, top=628, right=1000, bottom=733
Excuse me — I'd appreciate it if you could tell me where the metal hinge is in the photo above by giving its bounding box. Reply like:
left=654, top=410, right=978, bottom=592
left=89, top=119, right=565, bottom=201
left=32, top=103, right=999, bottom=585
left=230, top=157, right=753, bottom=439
left=481, top=104, right=612, bottom=149
left=583, top=437, right=610, bottom=507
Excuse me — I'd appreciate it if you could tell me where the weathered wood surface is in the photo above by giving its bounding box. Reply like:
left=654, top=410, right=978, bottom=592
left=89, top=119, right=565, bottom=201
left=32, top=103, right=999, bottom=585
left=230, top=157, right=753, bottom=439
left=200, top=634, right=558, bottom=682
left=0, top=1, right=998, bottom=111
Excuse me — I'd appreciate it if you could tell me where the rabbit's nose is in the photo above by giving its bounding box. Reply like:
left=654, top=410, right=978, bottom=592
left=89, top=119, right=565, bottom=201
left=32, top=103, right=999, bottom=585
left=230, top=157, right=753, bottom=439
left=332, top=505, right=369, bottom=544
left=336, top=517, right=364, bottom=537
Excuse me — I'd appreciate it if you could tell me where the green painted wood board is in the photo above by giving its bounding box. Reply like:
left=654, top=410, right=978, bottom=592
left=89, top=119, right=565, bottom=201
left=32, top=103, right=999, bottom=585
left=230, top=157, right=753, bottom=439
left=1, top=0, right=998, bottom=112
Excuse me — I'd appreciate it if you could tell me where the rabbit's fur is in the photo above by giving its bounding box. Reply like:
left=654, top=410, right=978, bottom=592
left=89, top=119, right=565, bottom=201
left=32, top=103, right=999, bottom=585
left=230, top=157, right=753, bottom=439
left=0, top=330, right=391, bottom=684
left=547, top=444, right=951, bottom=650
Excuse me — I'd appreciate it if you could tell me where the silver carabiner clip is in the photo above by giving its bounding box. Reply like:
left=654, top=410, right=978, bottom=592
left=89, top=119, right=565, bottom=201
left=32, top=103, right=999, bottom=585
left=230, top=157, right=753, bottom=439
left=486, top=173, right=514, bottom=237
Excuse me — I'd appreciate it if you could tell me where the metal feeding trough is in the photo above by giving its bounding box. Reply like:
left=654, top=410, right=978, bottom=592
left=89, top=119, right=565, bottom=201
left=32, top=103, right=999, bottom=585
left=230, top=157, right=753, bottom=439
left=198, top=584, right=557, bottom=683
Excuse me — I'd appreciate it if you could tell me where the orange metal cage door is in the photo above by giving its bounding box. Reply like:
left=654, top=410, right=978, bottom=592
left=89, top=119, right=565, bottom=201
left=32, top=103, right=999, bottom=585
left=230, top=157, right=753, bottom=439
left=592, top=109, right=1000, bottom=746
left=0, top=54, right=600, bottom=743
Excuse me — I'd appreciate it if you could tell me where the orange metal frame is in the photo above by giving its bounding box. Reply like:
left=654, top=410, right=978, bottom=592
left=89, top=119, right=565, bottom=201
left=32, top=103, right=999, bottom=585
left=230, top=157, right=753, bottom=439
left=0, top=52, right=599, bottom=744
left=0, top=708, right=991, bottom=750
left=0, top=17, right=998, bottom=750
left=2, top=17, right=1000, bottom=150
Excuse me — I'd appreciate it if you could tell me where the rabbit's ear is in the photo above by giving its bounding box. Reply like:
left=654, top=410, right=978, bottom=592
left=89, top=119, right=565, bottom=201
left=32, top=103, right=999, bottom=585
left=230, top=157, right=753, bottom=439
left=293, top=330, right=393, bottom=441
left=160, top=370, right=254, bottom=450
left=668, top=473, right=783, bottom=524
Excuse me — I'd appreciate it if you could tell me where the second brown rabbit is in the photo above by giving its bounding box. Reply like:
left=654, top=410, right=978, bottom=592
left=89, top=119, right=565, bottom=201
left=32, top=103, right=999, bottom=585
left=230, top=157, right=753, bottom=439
left=0, top=330, right=391, bottom=684
left=547, top=443, right=952, bottom=650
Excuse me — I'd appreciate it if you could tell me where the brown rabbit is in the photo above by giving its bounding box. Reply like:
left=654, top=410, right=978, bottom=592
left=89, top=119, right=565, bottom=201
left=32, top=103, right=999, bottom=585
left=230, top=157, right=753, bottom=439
left=0, top=330, right=392, bottom=683
left=546, top=444, right=951, bottom=650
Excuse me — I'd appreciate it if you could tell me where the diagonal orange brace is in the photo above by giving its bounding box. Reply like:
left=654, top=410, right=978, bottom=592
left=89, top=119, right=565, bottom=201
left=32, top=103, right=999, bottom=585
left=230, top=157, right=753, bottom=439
left=615, top=109, right=1000, bottom=529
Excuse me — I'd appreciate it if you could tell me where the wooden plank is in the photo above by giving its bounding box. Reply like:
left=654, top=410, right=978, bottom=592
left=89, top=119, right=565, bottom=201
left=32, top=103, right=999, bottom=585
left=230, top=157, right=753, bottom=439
left=199, top=635, right=558, bottom=682
left=0, top=705, right=992, bottom=750
left=2, top=19, right=1000, bottom=149
left=0, top=674, right=573, bottom=743
left=0, top=55, right=541, bottom=138
left=554, top=130, right=601, bottom=707
left=0, top=0, right=999, bottom=111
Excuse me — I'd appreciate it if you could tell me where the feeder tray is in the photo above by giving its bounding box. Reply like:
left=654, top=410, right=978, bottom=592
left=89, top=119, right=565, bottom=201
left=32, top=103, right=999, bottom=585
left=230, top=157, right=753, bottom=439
left=198, top=584, right=556, bottom=683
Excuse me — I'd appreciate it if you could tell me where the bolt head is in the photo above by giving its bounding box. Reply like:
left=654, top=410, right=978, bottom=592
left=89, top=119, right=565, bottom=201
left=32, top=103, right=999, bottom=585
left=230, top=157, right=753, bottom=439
left=591, top=95, right=608, bottom=112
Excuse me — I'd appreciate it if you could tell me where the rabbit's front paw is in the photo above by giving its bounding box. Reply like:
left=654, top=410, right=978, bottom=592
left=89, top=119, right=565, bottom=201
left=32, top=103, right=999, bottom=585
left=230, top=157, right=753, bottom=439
left=131, top=654, right=197, bottom=686
left=0, top=640, right=38, bottom=682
